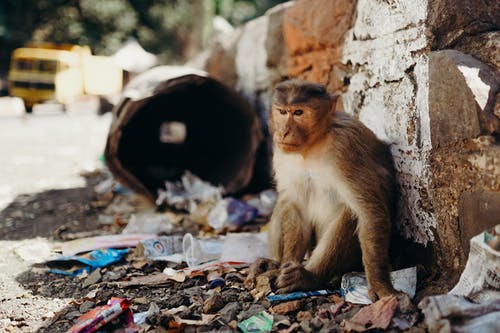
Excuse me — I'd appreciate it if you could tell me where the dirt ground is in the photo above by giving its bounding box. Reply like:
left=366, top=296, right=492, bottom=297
left=0, top=170, right=432, bottom=333
left=0, top=99, right=431, bottom=332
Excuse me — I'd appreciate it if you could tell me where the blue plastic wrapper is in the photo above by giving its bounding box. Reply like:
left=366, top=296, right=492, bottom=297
left=208, top=198, right=259, bottom=229
left=265, top=289, right=339, bottom=303
left=209, top=277, right=225, bottom=289
left=47, top=248, right=129, bottom=276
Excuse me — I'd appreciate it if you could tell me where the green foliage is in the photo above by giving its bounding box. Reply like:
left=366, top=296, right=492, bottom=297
left=0, top=0, right=286, bottom=63
left=216, top=0, right=287, bottom=24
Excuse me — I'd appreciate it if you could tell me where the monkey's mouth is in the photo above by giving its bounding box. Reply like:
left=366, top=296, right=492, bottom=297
left=277, top=142, right=301, bottom=149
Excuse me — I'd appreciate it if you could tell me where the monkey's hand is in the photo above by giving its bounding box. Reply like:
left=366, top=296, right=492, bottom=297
left=244, top=257, right=280, bottom=290
left=276, top=261, right=321, bottom=294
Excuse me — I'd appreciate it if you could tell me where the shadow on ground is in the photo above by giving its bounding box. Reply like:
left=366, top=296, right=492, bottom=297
left=0, top=172, right=105, bottom=241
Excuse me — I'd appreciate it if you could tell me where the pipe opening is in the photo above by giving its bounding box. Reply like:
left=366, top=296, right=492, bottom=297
left=105, top=69, right=264, bottom=201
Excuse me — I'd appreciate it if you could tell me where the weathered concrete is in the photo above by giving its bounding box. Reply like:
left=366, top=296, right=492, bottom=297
left=196, top=0, right=500, bottom=289
left=283, top=0, right=356, bottom=93
left=342, top=0, right=436, bottom=244
left=429, top=136, right=500, bottom=277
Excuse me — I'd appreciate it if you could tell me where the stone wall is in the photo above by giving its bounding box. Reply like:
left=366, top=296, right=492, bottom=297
left=197, top=0, right=500, bottom=289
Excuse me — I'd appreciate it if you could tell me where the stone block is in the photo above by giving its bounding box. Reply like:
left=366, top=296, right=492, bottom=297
left=283, top=0, right=356, bottom=90
left=283, top=0, right=356, bottom=54
left=428, top=0, right=500, bottom=49
left=429, top=50, right=482, bottom=147
left=236, top=16, right=270, bottom=95
left=454, top=32, right=500, bottom=69
left=265, top=2, right=294, bottom=77
left=205, top=29, right=241, bottom=88
left=458, top=190, right=500, bottom=254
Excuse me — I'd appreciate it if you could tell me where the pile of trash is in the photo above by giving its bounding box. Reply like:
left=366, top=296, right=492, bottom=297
left=17, top=169, right=499, bottom=332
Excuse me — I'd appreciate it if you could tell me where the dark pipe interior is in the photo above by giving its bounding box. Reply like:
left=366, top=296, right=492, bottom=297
left=117, top=78, right=256, bottom=196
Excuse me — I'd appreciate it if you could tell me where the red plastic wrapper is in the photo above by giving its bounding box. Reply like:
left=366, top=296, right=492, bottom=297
left=67, top=297, right=136, bottom=333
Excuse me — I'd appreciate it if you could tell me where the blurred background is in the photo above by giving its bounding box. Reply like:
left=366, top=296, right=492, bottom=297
left=0, top=0, right=287, bottom=95
left=0, top=0, right=285, bottom=210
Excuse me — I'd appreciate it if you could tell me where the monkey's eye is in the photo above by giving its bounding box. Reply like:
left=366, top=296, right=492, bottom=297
left=278, top=109, right=287, bottom=115
left=293, top=109, right=303, bottom=116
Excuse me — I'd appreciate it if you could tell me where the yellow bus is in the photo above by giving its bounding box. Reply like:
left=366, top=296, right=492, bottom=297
left=8, top=43, right=122, bottom=112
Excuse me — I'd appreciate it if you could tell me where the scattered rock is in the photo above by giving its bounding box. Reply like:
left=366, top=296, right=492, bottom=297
left=221, top=288, right=240, bottom=303
left=238, top=290, right=254, bottom=303
left=164, top=293, right=190, bottom=309
left=82, top=269, right=102, bottom=288
left=65, top=310, right=82, bottom=320
left=270, top=300, right=304, bottom=315
left=237, top=304, right=267, bottom=321
left=219, top=302, right=242, bottom=323
left=203, top=293, right=224, bottom=314
left=296, top=310, right=313, bottom=321
left=79, top=301, right=95, bottom=313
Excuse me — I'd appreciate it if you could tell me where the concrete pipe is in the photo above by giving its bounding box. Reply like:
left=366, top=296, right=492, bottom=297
left=104, top=66, right=264, bottom=203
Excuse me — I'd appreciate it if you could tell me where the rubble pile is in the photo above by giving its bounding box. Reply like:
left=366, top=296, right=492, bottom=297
left=7, top=170, right=499, bottom=332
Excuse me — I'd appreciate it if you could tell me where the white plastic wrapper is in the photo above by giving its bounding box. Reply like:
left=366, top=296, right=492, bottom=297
left=341, top=266, right=417, bottom=304
left=122, top=212, right=174, bottom=234
left=246, top=189, right=278, bottom=216
left=449, top=232, right=500, bottom=303
left=136, top=235, right=183, bottom=262
left=220, top=232, right=269, bottom=263
left=156, top=171, right=223, bottom=213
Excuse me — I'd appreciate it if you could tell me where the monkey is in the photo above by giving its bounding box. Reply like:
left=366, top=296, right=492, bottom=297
left=246, top=79, right=400, bottom=301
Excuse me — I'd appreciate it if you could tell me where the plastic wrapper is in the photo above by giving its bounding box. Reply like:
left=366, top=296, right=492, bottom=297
left=341, top=267, right=417, bottom=305
left=246, top=189, right=277, bottom=216
left=156, top=170, right=223, bottom=213
left=220, top=232, right=269, bottom=263
left=60, top=234, right=156, bottom=256
left=266, top=289, right=337, bottom=303
left=135, top=235, right=183, bottom=262
left=449, top=230, right=500, bottom=303
left=207, top=198, right=258, bottom=230
left=122, top=213, right=173, bottom=234
left=484, top=224, right=500, bottom=251
left=238, top=311, right=273, bottom=333
left=133, top=302, right=160, bottom=325
left=47, top=248, right=129, bottom=276
left=67, top=297, right=136, bottom=333
left=419, top=294, right=500, bottom=333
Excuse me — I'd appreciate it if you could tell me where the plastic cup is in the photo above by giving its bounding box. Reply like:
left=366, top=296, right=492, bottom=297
left=182, top=233, right=224, bottom=267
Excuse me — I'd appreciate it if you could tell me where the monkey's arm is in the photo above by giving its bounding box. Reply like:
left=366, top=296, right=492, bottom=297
left=268, top=197, right=311, bottom=263
left=245, top=197, right=311, bottom=290
left=276, top=207, right=361, bottom=293
left=303, top=207, right=360, bottom=280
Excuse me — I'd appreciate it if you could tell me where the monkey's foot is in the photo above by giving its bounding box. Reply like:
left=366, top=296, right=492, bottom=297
left=244, top=257, right=280, bottom=290
left=276, top=261, right=320, bottom=294
left=368, top=282, right=401, bottom=302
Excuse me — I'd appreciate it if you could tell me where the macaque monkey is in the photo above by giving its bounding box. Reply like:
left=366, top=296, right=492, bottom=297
left=246, top=79, right=399, bottom=301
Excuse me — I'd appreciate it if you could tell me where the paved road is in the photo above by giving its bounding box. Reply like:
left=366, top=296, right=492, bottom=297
left=0, top=97, right=111, bottom=332
left=0, top=97, right=111, bottom=210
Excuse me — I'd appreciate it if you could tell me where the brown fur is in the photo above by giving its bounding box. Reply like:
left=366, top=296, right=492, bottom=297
left=247, top=79, right=399, bottom=301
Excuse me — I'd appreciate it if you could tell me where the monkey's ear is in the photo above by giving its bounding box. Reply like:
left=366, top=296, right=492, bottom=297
left=330, top=94, right=340, bottom=114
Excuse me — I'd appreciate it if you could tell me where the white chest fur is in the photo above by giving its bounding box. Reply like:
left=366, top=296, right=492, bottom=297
left=273, top=151, right=346, bottom=227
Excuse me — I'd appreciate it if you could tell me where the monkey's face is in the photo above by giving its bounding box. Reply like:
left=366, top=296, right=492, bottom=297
left=270, top=100, right=330, bottom=153
left=270, top=80, right=334, bottom=153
